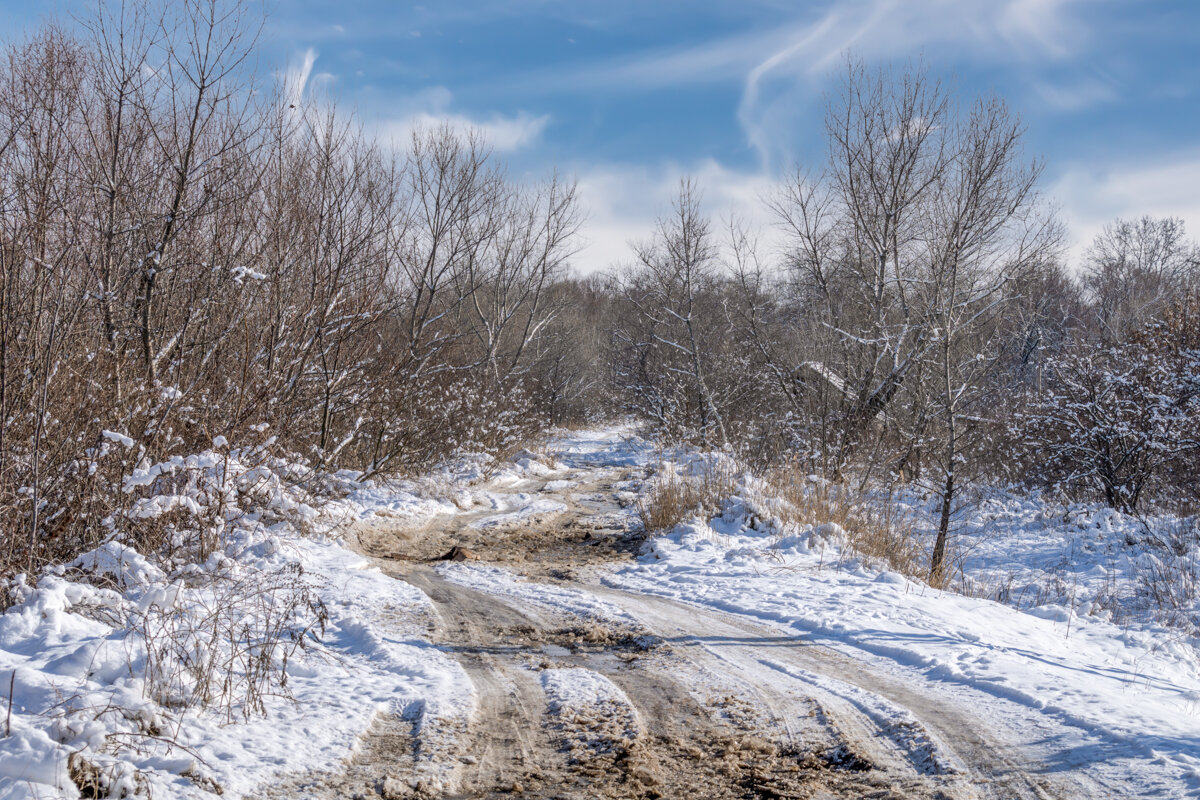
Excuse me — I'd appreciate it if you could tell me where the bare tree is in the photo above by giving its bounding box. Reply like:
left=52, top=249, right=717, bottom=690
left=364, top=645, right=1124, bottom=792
left=921, top=96, right=1059, bottom=583
left=0, top=3, right=585, bottom=575
left=1084, top=216, right=1199, bottom=344
left=615, top=180, right=730, bottom=447
left=770, top=60, right=955, bottom=478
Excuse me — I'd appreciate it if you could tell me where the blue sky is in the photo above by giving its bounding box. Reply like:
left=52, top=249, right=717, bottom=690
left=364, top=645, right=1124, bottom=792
left=6, top=0, right=1200, bottom=271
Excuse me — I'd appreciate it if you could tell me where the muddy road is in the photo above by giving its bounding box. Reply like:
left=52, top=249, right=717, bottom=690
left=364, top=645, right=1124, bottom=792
left=265, top=437, right=1127, bottom=800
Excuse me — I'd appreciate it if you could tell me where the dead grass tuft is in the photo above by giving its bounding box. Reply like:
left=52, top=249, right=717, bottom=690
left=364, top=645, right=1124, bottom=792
left=635, top=462, right=739, bottom=534
left=135, top=564, right=328, bottom=722
left=765, top=466, right=928, bottom=581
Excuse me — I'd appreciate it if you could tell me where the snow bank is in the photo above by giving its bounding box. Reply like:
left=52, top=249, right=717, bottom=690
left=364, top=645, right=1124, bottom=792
left=608, top=491, right=1200, bottom=792
left=0, top=444, right=473, bottom=800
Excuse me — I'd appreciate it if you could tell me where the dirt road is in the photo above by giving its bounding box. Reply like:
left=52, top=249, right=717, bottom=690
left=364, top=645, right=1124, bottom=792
left=266, top=436, right=1128, bottom=800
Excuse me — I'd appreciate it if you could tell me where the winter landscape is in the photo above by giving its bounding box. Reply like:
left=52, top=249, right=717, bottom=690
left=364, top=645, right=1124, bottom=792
left=1, top=1, right=1199, bottom=798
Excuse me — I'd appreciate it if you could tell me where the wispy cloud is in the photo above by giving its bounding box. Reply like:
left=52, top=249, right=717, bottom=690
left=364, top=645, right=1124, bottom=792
left=530, top=0, right=1086, bottom=91
left=388, top=110, right=550, bottom=152
left=1031, top=75, right=1118, bottom=112
left=375, top=87, right=550, bottom=153
left=519, top=0, right=1093, bottom=170
left=285, top=47, right=317, bottom=108
left=732, top=0, right=1090, bottom=167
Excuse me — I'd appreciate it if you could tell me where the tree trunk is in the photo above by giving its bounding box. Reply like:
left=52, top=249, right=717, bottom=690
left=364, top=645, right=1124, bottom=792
left=929, top=471, right=953, bottom=586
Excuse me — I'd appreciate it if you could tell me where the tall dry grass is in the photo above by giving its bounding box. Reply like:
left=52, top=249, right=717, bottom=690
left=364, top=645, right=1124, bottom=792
left=765, top=466, right=930, bottom=581
left=635, top=457, right=933, bottom=583
left=635, top=461, right=740, bottom=534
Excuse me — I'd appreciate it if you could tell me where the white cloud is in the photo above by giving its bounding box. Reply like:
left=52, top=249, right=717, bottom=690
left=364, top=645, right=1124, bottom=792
left=571, top=160, right=782, bottom=274
left=572, top=147, right=1200, bottom=277
left=375, top=87, right=550, bottom=153
left=396, top=111, right=549, bottom=152
left=573, top=147, right=1200, bottom=278
left=1050, top=151, right=1200, bottom=266
left=285, top=48, right=317, bottom=109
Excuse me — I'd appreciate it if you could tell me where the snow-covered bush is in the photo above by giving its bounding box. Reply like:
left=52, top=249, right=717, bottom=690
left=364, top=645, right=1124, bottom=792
left=1017, top=300, right=1200, bottom=511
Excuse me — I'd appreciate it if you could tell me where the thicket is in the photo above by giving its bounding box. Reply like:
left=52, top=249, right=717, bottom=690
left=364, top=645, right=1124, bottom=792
left=600, top=64, right=1199, bottom=581
left=3, top=2, right=1197, bottom=586
left=0, top=2, right=601, bottom=578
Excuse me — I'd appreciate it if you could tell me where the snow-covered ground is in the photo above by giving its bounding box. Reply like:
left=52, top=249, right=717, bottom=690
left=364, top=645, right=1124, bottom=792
left=0, top=443, right=566, bottom=799
left=604, top=515, right=1200, bottom=792
left=951, top=489, right=1199, bottom=631
left=3, top=426, right=1199, bottom=798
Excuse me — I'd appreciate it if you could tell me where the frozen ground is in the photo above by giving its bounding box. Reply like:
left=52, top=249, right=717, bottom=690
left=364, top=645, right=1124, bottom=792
left=438, top=429, right=1200, bottom=797
left=2, top=427, right=1198, bottom=798
left=0, top=445, right=556, bottom=799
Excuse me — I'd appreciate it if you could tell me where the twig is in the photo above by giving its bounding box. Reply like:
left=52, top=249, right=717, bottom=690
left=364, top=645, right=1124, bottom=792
left=5, top=669, right=13, bottom=737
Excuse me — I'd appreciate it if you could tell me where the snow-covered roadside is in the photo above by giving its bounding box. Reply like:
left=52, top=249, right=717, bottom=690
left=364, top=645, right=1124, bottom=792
left=0, top=531, right=473, bottom=800
left=595, top=447, right=1200, bottom=795
left=0, top=439, right=577, bottom=800
left=604, top=517, right=1200, bottom=786
left=949, top=489, right=1200, bottom=630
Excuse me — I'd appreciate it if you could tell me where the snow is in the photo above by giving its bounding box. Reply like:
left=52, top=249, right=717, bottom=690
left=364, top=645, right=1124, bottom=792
left=0, top=448, right=476, bottom=800
left=0, top=551, right=467, bottom=797
left=600, top=482, right=1200, bottom=794
left=468, top=496, right=568, bottom=529
left=437, top=562, right=639, bottom=628
left=101, top=430, right=135, bottom=448
left=541, top=668, right=642, bottom=749
left=542, top=668, right=637, bottom=723
left=4, top=424, right=1198, bottom=798
left=949, top=489, right=1200, bottom=632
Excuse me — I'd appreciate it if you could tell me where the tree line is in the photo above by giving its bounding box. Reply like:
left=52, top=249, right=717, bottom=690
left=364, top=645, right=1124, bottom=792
left=598, top=65, right=1199, bottom=580
left=2, top=1, right=1196, bottom=581
left=0, top=1, right=586, bottom=575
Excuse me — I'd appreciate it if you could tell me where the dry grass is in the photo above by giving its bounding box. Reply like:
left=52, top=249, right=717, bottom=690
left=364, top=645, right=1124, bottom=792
left=135, top=564, right=328, bottom=722
left=636, top=459, right=931, bottom=583
left=1138, top=517, right=1200, bottom=633
left=635, top=462, right=740, bottom=534
left=765, top=466, right=930, bottom=582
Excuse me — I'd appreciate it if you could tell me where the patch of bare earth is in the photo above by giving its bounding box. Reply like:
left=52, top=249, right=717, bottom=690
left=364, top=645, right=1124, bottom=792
left=353, top=469, right=644, bottom=576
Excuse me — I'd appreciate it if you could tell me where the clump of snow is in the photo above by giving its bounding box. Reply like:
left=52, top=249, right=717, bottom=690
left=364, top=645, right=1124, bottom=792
left=102, top=429, right=135, bottom=448
left=541, top=668, right=641, bottom=754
